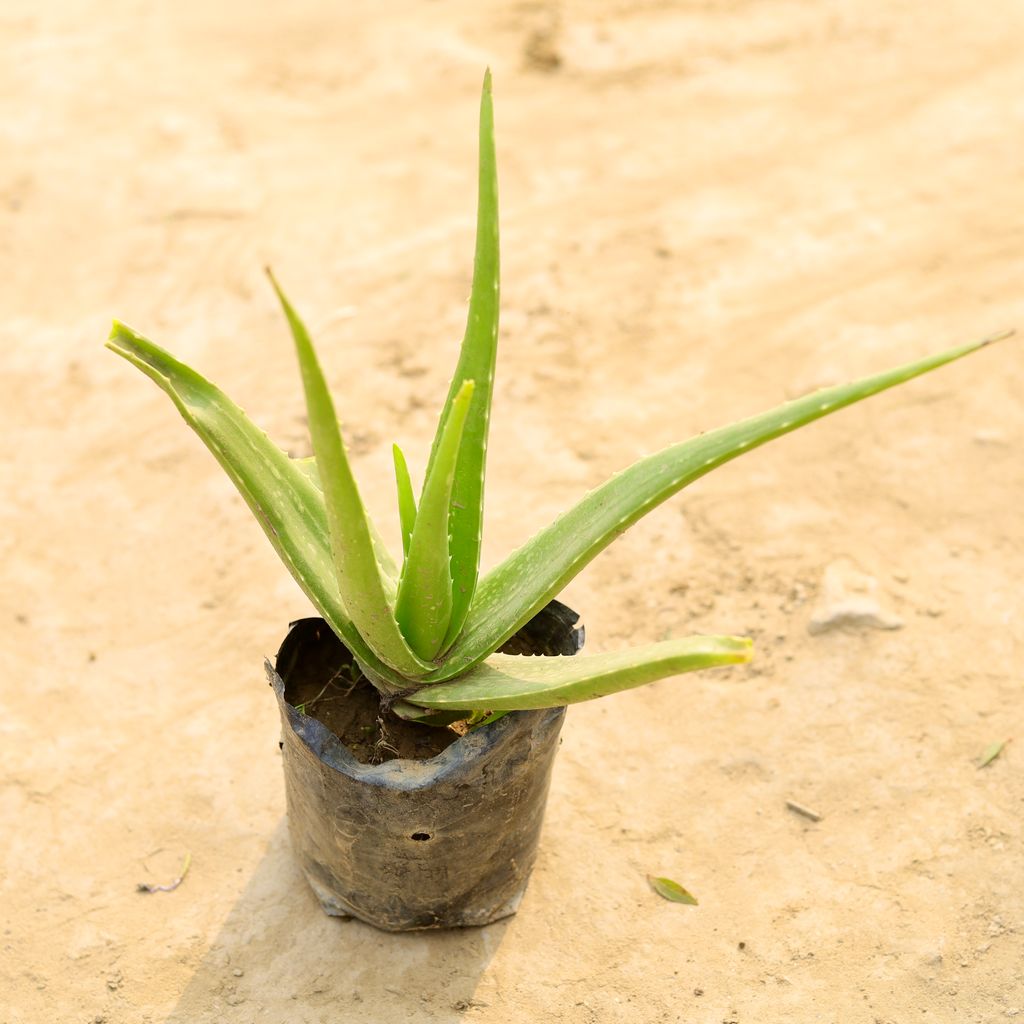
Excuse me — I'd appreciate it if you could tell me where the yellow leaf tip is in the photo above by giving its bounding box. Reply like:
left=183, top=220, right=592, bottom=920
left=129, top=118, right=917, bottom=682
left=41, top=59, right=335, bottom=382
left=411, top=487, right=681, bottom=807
left=107, top=319, right=137, bottom=345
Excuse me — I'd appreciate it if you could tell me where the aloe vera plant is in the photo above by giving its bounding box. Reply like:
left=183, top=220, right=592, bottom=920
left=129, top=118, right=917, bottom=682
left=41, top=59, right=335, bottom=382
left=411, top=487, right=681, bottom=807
left=107, top=72, right=1009, bottom=725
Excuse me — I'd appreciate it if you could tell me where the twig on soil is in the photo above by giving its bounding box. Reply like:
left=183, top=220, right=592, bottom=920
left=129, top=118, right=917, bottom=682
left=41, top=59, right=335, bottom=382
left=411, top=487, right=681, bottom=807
left=295, top=664, right=362, bottom=715
left=137, top=852, right=192, bottom=894
left=785, top=800, right=822, bottom=822
left=370, top=715, right=400, bottom=764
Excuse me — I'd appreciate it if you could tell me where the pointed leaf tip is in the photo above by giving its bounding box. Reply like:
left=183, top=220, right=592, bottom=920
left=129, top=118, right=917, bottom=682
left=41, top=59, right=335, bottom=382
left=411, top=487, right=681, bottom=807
left=981, top=327, right=1015, bottom=346
left=437, top=332, right=1005, bottom=681
left=265, top=266, right=289, bottom=308
left=424, top=81, right=500, bottom=652
left=104, top=321, right=409, bottom=692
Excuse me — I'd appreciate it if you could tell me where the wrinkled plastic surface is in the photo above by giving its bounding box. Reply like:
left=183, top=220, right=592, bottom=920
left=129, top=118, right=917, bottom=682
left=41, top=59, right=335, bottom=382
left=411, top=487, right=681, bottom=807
left=267, top=600, right=584, bottom=931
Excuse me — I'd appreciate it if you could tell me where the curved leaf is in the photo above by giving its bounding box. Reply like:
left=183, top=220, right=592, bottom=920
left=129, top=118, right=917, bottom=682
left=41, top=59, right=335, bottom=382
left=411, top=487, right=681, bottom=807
left=268, top=271, right=432, bottom=678
left=430, top=332, right=1010, bottom=682
left=105, top=322, right=409, bottom=691
left=406, top=635, right=753, bottom=711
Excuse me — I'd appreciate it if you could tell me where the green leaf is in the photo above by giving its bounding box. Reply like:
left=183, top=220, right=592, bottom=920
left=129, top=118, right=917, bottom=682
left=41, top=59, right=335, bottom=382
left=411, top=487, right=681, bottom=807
left=977, top=738, right=1010, bottom=769
left=648, top=876, right=698, bottom=906
left=266, top=270, right=432, bottom=678
left=431, top=332, right=1010, bottom=682
left=105, top=322, right=408, bottom=692
left=395, top=380, right=476, bottom=660
left=392, top=443, right=417, bottom=559
left=423, top=70, right=500, bottom=653
left=296, top=455, right=399, bottom=595
left=406, top=634, right=752, bottom=711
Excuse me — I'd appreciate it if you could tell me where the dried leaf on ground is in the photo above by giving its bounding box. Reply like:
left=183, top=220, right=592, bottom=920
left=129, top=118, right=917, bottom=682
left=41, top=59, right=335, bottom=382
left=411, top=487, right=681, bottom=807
left=977, top=739, right=1010, bottom=769
left=648, top=875, right=699, bottom=905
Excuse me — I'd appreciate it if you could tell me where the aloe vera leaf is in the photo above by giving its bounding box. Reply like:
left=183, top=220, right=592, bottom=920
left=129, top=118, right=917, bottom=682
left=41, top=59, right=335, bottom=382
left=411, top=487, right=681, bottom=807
left=296, top=456, right=399, bottom=592
left=392, top=444, right=417, bottom=560
left=267, top=271, right=433, bottom=678
left=424, top=70, right=500, bottom=652
left=395, top=380, right=476, bottom=660
left=431, top=332, right=1010, bottom=681
left=105, top=322, right=408, bottom=691
left=405, top=635, right=752, bottom=711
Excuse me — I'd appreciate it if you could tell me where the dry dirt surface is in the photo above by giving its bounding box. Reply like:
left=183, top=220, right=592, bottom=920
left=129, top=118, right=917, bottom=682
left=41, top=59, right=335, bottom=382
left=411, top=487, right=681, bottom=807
left=3, top=2, right=1023, bottom=1022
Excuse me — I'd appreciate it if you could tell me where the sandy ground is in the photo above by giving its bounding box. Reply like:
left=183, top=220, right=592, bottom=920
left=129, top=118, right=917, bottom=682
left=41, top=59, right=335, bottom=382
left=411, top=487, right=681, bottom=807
left=3, top=2, right=1023, bottom=1021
